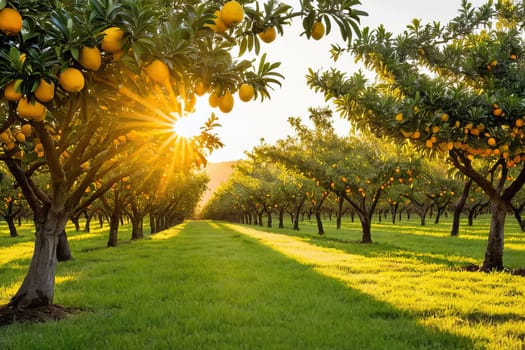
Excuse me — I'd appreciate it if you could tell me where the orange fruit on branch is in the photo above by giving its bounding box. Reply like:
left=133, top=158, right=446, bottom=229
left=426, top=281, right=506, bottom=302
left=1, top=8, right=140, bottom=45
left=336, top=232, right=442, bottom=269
left=20, top=123, right=32, bottom=136
left=194, top=81, right=208, bottom=96
left=79, top=46, right=102, bottom=71
left=4, top=80, right=22, bottom=101
left=0, top=8, right=23, bottom=35
left=311, top=21, right=325, bottom=40
left=209, top=91, right=219, bottom=108
left=34, top=78, right=55, bottom=102
left=205, top=10, right=228, bottom=34
left=258, top=27, right=277, bottom=43
left=238, top=83, right=254, bottom=102
left=218, top=90, right=234, bottom=113
left=145, top=59, right=170, bottom=84
left=17, top=97, right=46, bottom=121
left=101, top=27, right=123, bottom=53
left=221, top=1, right=244, bottom=26
left=59, top=67, right=85, bottom=93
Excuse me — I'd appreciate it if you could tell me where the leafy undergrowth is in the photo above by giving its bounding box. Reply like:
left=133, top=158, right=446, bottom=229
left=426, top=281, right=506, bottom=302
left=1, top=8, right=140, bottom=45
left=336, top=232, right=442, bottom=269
left=0, top=218, right=523, bottom=349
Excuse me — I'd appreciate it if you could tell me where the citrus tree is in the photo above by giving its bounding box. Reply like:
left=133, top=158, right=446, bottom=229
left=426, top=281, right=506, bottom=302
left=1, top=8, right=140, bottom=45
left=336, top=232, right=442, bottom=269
left=307, top=1, right=525, bottom=270
left=257, top=107, right=419, bottom=242
left=0, top=0, right=366, bottom=309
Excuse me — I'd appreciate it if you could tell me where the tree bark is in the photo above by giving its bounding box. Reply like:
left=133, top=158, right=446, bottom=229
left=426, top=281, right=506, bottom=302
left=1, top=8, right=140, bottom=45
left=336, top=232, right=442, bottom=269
left=482, top=198, right=507, bottom=271
left=451, top=179, right=472, bottom=236
left=315, top=211, right=324, bottom=235
left=131, top=217, right=144, bottom=240
left=56, top=230, right=72, bottom=261
left=4, top=215, right=18, bottom=237
left=107, top=210, right=120, bottom=247
left=336, top=196, right=344, bottom=230
left=8, top=210, right=68, bottom=308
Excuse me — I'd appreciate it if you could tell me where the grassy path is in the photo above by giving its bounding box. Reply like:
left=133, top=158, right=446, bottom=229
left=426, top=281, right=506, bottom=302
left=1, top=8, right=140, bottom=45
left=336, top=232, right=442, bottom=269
left=0, top=221, right=523, bottom=349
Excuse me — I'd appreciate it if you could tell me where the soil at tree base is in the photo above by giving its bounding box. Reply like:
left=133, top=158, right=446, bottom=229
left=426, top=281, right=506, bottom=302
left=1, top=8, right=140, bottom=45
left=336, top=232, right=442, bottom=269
left=0, top=304, right=81, bottom=327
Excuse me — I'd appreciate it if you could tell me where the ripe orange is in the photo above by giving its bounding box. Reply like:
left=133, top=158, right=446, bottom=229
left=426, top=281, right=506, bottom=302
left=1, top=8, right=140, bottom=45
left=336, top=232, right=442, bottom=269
left=145, top=59, right=170, bottom=84
left=493, top=108, right=503, bottom=117
left=311, top=21, right=325, bottom=40
left=487, top=137, right=497, bottom=146
left=440, top=113, right=449, bottom=122
left=79, top=46, right=102, bottom=71
left=59, top=67, right=85, bottom=93
left=4, top=80, right=22, bottom=101
left=195, top=81, right=208, bottom=96
left=34, top=78, right=55, bottom=102
left=209, top=91, right=219, bottom=108
left=258, top=27, right=277, bottom=43
left=394, top=113, right=403, bottom=122
left=510, top=54, right=518, bottom=60
left=15, top=132, right=25, bottom=143
left=20, top=123, right=32, bottom=136
left=205, top=10, right=228, bottom=34
left=17, top=97, right=46, bottom=121
left=410, top=130, right=421, bottom=139
left=0, top=8, right=23, bottom=35
left=238, top=83, right=254, bottom=102
left=218, top=90, right=234, bottom=113
left=516, top=119, right=524, bottom=127
left=101, top=27, right=123, bottom=53
left=221, top=1, right=244, bottom=26
left=0, top=131, right=11, bottom=143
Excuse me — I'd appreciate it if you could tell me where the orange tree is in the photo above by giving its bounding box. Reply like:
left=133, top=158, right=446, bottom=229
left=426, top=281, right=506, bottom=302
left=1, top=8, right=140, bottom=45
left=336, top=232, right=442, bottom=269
left=307, top=1, right=525, bottom=270
left=257, top=107, right=419, bottom=242
left=0, top=0, right=366, bottom=308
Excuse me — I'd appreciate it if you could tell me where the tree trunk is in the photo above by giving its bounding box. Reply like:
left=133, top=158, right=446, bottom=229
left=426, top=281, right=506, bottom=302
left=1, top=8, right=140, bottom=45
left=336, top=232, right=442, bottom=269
left=278, top=208, right=284, bottom=228
left=56, top=230, right=72, bottom=261
left=107, top=210, right=120, bottom=247
left=336, top=196, right=343, bottom=230
left=4, top=215, right=18, bottom=237
left=8, top=211, right=68, bottom=308
left=361, top=217, right=372, bottom=243
left=482, top=198, right=507, bottom=271
left=266, top=209, right=272, bottom=228
left=131, top=217, right=144, bottom=240
left=70, top=216, right=80, bottom=232
left=451, top=179, right=472, bottom=236
left=315, top=211, right=324, bottom=235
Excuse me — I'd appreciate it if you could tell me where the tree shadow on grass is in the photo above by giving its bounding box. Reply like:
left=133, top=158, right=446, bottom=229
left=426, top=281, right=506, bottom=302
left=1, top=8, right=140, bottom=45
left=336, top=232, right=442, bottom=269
left=1, top=221, right=480, bottom=349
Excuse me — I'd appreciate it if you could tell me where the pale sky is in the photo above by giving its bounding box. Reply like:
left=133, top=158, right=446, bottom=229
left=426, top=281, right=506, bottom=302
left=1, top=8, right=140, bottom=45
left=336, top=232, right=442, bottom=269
left=182, top=0, right=487, bottom=163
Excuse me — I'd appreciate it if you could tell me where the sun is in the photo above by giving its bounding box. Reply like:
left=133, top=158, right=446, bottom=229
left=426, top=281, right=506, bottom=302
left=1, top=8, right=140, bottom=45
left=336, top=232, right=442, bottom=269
left=171, top=114, right=203, bottom=138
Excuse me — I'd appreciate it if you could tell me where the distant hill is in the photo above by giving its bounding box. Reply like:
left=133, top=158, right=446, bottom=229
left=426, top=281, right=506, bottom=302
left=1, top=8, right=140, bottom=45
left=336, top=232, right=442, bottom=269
left=196, top=161, right=237, bottom=214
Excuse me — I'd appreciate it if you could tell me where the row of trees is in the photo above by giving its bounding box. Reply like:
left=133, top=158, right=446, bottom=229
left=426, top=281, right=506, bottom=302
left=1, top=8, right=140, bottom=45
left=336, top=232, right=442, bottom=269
left=203, top=109, right=525, bottom=240
left=207, top=0, right=525, bottom=272
left=0, top=0, right=366, bottom=310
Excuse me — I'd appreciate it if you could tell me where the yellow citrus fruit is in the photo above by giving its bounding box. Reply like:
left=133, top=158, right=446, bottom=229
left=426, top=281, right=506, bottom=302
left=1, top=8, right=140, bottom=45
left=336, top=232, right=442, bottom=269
left=258, top=27, right=277, bottom=43
left=0, top=131, right=11, bottom=143
left=145, top=59, right=170, bottom=84
left=220, top=1, right=244, bottom=26
left=4, top=80, right=22, bottom=101
left=493, top=108, right=503, bottom=117
left=488, top=137, right=497, bottom=146
left=218, top=90, right=234, bottom=113
left=101, top=27, right=123, bottom=53
left=440, top=113, right=449, bottom=122
left=311, top=21, right=325, bottom=40
left=394, top=113, right=403, bottom=122
left=15, top=132, right=25, bottom=143
left=59, top=67, right=85, bottom=93
left=510, top=54, right=517, bottom=60
left=0, top=8, right=23, bottom=35
left=34, top=78, right=55, bottom=103
left=209, top=91, right=219, bottom=108
left=410, top=130, right=421, bottom=139
left=205, top=10, right=228, bottom=33
left=195, top=81, right=208, bottom=96
left=20, top=123, right=32, bottom=136
left=79, top=46, right=102, bottom=71
left=17, top=97, right=46, bottom=121
left=238, top=83, right=254, bottom=102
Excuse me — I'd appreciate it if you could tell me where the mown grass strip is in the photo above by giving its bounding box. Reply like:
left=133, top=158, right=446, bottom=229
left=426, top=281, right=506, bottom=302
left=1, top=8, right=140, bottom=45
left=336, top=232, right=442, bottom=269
left=1, top=220, right=476, bottom=349
left=225, top=221, right=525, bottom=350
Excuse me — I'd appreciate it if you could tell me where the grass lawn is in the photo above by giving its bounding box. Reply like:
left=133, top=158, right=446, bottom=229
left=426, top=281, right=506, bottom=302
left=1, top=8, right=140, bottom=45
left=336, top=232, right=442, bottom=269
left=0, top=216, right=524, bottom=349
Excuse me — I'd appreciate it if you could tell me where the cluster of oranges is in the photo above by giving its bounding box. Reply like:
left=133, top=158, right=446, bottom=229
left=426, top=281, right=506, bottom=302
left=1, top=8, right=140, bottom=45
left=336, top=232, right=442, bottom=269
left=205, top=1, right=244, bottom=34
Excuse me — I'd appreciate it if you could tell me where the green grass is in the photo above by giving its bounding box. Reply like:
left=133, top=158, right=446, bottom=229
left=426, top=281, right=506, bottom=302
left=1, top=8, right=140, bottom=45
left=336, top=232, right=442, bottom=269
left=0, top=216, right=523, bottom=349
